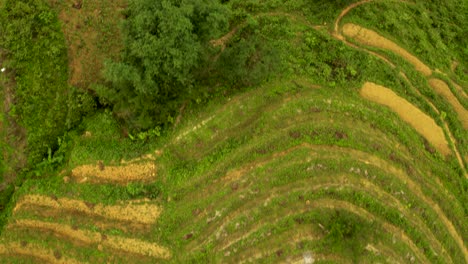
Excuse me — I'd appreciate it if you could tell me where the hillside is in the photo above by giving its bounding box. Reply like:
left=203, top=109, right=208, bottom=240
left=0, top=0, right=467, bottom=263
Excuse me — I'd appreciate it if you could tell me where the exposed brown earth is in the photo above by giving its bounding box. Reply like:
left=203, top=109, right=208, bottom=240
left=0, top=242, right=83, bottom=264
left=51, top=0, right=127, bottom=89
left=70, top=161, right=156, bottom=184
left=342, top=23, right=432, bottom=76
left=360, top=82, right=450, bottom=155
left=14, top=195, right=161, bottom=225
left=10, top=219, right=171, bottom=259
left=333, top=0, right=373, bottom=35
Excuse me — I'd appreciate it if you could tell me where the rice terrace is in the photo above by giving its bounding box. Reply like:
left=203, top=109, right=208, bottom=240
left=0, top=0, right=466, bottom=263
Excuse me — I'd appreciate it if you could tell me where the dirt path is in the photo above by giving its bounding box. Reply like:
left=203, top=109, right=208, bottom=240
left=333, top=0, right=373, bottom=35
left=70, top=161, right=156, bottom=184
left=342, top=23, right=432, bottom=76
left=10, top=219, right=171, bottom=259
left=0, top=242, right=83, bottom=264
left=14, top=195, right=161, bottom=225
left=360, top=82, right=450, bottom=155
left=428, top=78, right=468, bottom=129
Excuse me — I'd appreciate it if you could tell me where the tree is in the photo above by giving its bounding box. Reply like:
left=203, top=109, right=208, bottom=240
left=98, top=0, right=230, bottom=130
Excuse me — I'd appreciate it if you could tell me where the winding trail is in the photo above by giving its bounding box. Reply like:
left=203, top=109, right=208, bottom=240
left=333, top=0, right=373, bottom=35
left=342, top=23, right=432, bottom=76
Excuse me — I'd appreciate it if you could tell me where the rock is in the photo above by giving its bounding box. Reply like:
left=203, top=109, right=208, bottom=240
left=72, top=1, right=82, bottom=9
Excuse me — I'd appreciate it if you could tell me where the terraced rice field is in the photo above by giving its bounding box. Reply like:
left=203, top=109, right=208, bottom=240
left=0, top=0, right=466, bottom=263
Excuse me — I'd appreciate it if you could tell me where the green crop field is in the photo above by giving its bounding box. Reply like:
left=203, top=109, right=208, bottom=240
left=0, top=0, right=466, bottom=263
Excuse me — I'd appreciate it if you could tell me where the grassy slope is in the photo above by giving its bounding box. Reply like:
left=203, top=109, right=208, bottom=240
left=0, top=0, right=467, bottom=263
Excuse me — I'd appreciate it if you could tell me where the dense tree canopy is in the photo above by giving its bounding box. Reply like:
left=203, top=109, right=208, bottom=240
left=98, top=0, right=230, bottom=130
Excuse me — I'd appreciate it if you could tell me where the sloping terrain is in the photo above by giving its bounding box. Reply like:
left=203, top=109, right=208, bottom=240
left=0, top=0, right=467, bottom=263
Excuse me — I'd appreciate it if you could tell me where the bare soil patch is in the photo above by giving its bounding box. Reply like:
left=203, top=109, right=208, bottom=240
left=20, top=204, right=149, bottom=233
left=342, top=23, right=432, bottom=76
left=51, top=0, right=127, bottom=89
left=11, top=219, right=171, bottom=259
left=71, top=161, right=156, bottom=184
left=14, top=195, right=161, bottom=225
left=360, top=82, right=450, bottom=155
left=428, top=78, right=468, bottom=129
left=0, top=242, right=82, bottom=264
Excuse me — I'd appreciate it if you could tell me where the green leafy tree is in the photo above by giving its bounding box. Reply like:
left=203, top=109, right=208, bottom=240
left=98, top=0, right=230, bottom=130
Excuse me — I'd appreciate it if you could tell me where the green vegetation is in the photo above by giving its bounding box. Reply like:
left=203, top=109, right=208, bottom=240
left=97, top=0, right=231, bottom=130
left=343, top=1, right=468, bottom=82
left=0, top=0, right=467, bottom=263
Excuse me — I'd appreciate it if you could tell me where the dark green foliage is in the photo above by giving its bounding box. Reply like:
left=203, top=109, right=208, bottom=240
left=324, top=210, right=370, bottom=261
left=0, top=0, right=97, bottom=217
left=0, top=0, right=75, bottom=165
left=211, top=16, right=284, bottom=88
left=66, top=88, right=97, bottom=130
left=98, top=0, right=230, bottom=130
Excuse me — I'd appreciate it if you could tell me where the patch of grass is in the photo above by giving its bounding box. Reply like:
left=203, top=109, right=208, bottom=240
left=1, top=1, right=466, bottom=263
left=150, top=82, right=464, bottom=262
left=67, top=111, right=152, bottom=167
